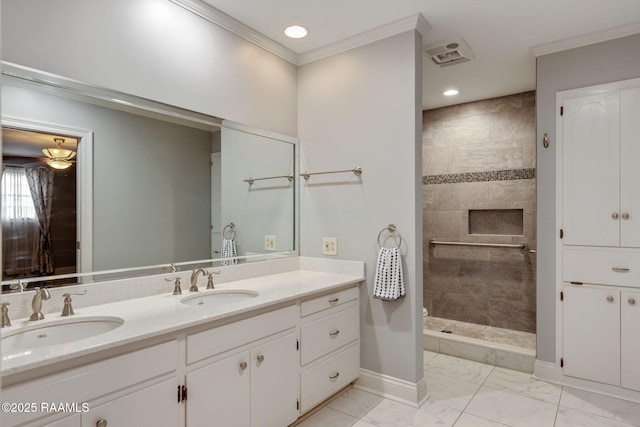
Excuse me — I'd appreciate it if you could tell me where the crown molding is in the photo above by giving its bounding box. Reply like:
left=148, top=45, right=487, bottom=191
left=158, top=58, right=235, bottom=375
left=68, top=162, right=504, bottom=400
left=168, top=0, right=298, bottom=64
left=298, top=13, right=431, bottom=65
left=169, top=1, right=431, bottom=67
left=530, top=21, right=640, bottom=57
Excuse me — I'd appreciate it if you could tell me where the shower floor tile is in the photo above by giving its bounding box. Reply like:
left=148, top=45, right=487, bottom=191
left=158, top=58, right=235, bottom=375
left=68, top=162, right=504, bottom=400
left=424, top=316, right=536, bottom=350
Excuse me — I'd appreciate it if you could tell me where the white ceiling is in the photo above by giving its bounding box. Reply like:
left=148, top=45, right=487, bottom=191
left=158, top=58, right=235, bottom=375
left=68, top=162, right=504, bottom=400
left=202, top=0, right=640, bottom=109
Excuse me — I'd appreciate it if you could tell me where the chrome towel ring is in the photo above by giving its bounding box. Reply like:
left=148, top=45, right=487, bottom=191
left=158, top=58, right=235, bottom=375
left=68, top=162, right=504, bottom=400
left=377, top=224, right=402, bottom=249
left=223, top=223, right=236, bottom=240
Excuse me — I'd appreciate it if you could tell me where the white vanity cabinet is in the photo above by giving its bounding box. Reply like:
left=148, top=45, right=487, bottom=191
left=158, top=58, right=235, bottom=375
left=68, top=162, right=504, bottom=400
left=299, top=286, right=360, bottom=413
left=184, top=305, right=300, bottom=427
left=1, top=340, right=179, bottom=427
left=562, top=286, right=640, bottom=391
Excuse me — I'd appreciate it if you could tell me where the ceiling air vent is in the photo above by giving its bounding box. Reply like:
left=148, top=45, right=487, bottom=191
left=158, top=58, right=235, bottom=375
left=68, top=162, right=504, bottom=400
left=424, top=38, right=475, bottom=67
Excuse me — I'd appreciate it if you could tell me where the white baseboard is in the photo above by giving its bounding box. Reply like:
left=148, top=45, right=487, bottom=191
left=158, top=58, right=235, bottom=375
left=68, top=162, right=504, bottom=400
left=354, top=368, right=428, bottom=408
left=533, top=359, right=559, bottom=383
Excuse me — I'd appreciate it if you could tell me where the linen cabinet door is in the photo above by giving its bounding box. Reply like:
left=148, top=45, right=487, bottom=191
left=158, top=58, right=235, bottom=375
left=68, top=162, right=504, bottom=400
left=562, top=91, right=620, bottom=247
left=250, top=332, right=299, bottom=427
left=620, top=87, right=640, bottom=248
left=562, top=286, right=620, bottom=386
left=622, top=290, right=640, bottom=391
left=185, top=351, right=250, bottom=427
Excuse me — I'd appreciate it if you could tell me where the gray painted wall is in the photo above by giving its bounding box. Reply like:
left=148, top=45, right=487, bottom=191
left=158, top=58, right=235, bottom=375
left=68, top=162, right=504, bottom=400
left=1, top=0, right=298, bottom=136
left=536, top=33, right=640, bottom=362
left=298, top=31, right=424, bottom=383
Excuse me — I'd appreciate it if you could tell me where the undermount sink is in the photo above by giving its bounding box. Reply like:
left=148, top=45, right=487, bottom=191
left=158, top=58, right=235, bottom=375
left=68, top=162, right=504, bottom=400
left=180, top=289, right=259, bottom=306
left=1, top=317, right=124, bottom=354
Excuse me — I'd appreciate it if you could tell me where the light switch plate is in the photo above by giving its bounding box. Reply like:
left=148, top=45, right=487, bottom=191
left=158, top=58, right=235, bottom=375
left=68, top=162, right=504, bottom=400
left=322, top=237, right=337, bottom=256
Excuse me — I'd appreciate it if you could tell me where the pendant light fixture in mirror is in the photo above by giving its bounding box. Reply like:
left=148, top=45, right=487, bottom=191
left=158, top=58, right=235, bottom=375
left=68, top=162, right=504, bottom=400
left=42, top=137, right=76, bottom=170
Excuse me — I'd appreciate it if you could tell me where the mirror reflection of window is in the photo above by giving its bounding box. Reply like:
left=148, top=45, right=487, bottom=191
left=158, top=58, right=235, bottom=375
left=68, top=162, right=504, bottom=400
left=1, top=166, right=40, bottom=277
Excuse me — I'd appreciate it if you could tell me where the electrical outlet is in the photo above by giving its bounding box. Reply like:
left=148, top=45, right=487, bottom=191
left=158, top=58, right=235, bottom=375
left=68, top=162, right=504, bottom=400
left=322, top=237, right=337, bottom=256
left=264, top=235, right=276, bottom=251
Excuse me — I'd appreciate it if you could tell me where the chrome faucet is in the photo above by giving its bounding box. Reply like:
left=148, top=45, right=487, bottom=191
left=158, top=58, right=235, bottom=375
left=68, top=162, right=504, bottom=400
left=189, top=268, right=209, bottom=292
left=206, top=271, right=221, bottom=289
left=61, top=291, right=87, bottom=316
left=29, top=287, right=51, bottom=321
left=1, top=302, right=11, bottom=328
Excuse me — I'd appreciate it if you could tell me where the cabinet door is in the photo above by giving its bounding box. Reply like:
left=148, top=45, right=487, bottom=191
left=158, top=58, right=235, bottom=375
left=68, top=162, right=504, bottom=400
left=186, top=351, right=250, bottom=427
left=620, top=88, right=640, bottom=247
left=621, top=290, right=640, bottom=391
left=563, top=286, right=620, bottom=386
left=251, top=332, right=299, bottom=427
left=562, top=92, right=620, bottom=246
left=82, top=378, right=178, bottom=427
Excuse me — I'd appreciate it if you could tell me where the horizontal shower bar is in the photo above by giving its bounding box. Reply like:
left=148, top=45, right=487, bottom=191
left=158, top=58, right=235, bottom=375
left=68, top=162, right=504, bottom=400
left=429, top=240, right=527, bottom=250
left=300, top=166, right=362, bottom=181
left=243, top=173, right=294, bottom=185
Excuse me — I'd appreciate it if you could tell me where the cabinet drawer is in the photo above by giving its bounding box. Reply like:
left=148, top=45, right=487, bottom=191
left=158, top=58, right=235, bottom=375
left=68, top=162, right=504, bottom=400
left=301, top=304, right=359, bottom=365
left=563, top=248, right=640, bottom=287
left=300, top=342, right=359, bottom=413
left=300, top=286, right=358, bottom=317
left=187, top=305, right=297, bottom=365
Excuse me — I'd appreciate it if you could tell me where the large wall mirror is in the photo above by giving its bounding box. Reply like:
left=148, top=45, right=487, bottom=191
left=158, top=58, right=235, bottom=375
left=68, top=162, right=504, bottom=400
left=1, top=63, right=297, bottom=292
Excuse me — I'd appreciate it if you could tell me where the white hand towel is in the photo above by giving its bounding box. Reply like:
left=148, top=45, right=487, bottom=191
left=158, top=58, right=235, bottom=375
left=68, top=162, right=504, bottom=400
left=221, top=238, right=238, bottom=265
left=373, top=247, right=405, bottom=301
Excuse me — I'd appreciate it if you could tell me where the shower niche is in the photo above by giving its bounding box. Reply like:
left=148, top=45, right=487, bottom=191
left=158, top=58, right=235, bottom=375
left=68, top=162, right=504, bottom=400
left=468, top=208, right=524, bottom=236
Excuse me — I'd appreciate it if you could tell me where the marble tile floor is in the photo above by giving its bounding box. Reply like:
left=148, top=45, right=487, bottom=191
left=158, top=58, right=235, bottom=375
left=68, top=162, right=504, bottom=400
left=295, top=351, right=640, bottom=427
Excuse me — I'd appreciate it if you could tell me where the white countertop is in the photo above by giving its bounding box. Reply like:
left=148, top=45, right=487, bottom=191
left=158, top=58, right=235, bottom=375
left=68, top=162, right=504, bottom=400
left=1, top=266, right=364, bottom=377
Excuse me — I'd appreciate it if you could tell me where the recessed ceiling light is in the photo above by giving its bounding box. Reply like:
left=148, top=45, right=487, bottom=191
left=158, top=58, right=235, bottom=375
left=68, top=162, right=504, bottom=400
left=443, top=89, right=459, bottom=96
left=285, top=25, right=308, bottom=39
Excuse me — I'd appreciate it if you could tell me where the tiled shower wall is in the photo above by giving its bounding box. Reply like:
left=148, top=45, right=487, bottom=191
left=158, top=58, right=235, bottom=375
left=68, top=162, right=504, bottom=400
left=422, top=91, right=537, bottom=333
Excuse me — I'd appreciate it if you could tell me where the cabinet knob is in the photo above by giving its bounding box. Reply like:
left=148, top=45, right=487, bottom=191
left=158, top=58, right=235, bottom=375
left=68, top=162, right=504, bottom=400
left=607, top=295, right=614, bottom=303
left=622, top=213, right=630, bottom=220
left=257, top=354, right=264, bottom=363
left=96, top=420, right=107, bottom=427
left=630, top=298, right=637, bottom=305
left=240, top=361, right=248, bottom=370
left=612, top=212, right=619, bottom=219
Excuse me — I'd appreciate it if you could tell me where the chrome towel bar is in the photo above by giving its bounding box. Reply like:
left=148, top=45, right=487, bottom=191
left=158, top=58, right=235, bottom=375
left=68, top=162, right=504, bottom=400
left=243, top=173, right=293, bottom=185
left=300, top=166, right=362, bottom=181
left=429, top=240, right=527, bottom=250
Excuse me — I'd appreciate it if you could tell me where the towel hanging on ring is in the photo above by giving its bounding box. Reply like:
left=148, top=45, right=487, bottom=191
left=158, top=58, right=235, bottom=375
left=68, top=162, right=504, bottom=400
left=373, top=246, right=405, bottom=301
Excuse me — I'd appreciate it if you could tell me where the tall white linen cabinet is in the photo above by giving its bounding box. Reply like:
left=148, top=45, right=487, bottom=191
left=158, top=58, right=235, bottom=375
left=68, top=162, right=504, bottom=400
left=557, top=77, right=640, bottom=397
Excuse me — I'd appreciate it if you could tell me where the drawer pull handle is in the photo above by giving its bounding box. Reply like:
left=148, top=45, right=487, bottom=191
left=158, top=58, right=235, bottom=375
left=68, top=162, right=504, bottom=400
left=97, top=419, right=107, bottom=427
left=257, top=354, right=264, bottom=363
left=328, top=297, right=339, bottom=304
left=329, top=329, right=340, bottom=337
left=607, top=295, right=614, bottom=303
left=329, top=372, right=340, bottom=380
left=612, top=267, right=630, bottom=273
left=630, top=298, right=637, bottom=305
left=240, top=361, right=248, bottom=370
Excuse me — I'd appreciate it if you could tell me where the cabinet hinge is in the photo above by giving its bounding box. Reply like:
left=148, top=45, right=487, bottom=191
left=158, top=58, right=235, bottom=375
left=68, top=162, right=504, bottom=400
left=560, top=106, right=564, bottom=116
left=560, top=291, right=564, bottom=301
left=76, top=241, right=80, bottom=250
left=570, top=281, right=583, bottom=285
left=560, top=358, right=564, bottom=368
left=179, top=385, right=187, bottom=403
left=296, top=339, right=299, bottom=351
left=297, top=399, right=300, bottom=411
left=560, top=229, right=564, bottom=239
